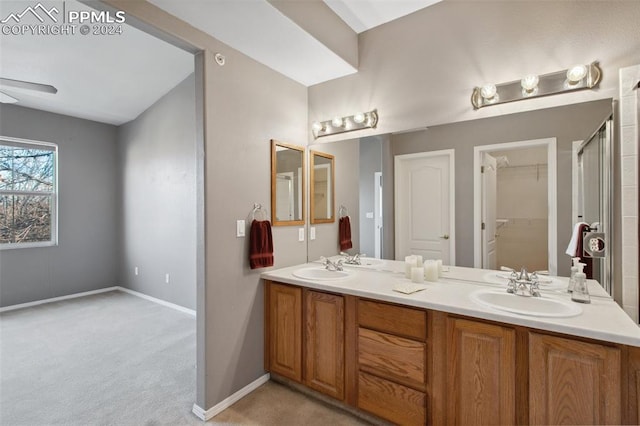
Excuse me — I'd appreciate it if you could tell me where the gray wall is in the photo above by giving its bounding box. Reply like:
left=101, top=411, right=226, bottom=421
left=307, top=139, right=360, bottom=260
left=0, top=105, right=119, bottom=307
left=201, top=49, right=308, bottom=408
left=392, top=99, right=613, bottom=276
left=118, top=74, right=197, bottom=310
left=359, top=136, right=382, bottom=257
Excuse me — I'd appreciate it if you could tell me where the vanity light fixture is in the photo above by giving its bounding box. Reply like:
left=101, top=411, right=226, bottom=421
left=312, top=109, right=378, bottom=139
left=471, top=61, right=602, bottom=109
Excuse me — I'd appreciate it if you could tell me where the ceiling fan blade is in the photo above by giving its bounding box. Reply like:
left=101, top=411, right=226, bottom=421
left=0, top=90, right=19, bottom=104
left=0, top=77, right=57, bottom=94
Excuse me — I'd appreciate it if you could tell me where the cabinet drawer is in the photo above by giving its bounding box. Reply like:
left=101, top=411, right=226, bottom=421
left=358, top=299, right=426, bottom=340
left=358, top=327, right=425, bottom=389
left=358, top=371, right=426, bottom=425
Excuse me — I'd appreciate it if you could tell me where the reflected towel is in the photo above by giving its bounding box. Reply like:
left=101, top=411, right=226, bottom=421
left=249, top=220, right=274, bottom=269
left=565, top=222, right=588, bottom=256
left=339, top=216, right=353, bottom=251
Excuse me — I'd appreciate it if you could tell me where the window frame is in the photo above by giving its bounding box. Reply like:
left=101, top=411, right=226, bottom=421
left=0, top=136, right=58, bottom=250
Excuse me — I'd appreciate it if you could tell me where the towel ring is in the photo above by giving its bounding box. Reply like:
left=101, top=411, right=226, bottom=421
left=251, top=203, right=269, bottom=221
left=338, top=205, right=349, bottom=218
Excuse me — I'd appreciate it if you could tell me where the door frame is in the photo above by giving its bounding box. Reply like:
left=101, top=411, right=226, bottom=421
left=394, top=149, right=456, bottom=264
left=473, top=138, right=557, bottom=275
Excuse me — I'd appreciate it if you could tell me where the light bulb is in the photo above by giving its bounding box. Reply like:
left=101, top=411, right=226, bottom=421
left=480, top=83, right=497, bottom=100
left=353, top=112, right=365, bottom=124
left=331, top=117, right=344, bottom=128
left=520, top=74, right=539, bottom=91
left=567, top=64, right=587, bottom=83
left=311, top=121, right=323, bottom=132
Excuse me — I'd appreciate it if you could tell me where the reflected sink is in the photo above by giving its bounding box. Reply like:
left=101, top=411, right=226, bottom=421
left=346, top=257, right=384, bottom=267
left=470, top=289, right=582, bottom=318
left=293, top=267, right=351, bottom=281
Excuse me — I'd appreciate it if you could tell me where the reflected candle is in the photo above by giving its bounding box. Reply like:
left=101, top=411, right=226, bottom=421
left=424, top=260, right=438, bottom=282
left=436, top=259, right=443, bottom=277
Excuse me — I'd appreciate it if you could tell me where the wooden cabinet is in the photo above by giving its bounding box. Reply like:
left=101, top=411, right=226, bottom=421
left=304, top=290, right=345, bottom=400
left=529, top=332, right=621, bottom=425
left=628, top=346, right=640, bottom=425
left=266, top=280, right=632, bottom=425
left=444, top=316, right=517, bottom=426
left=267, top=282, right=302, bottom=382
left=357, top=299, right=427, bottom=424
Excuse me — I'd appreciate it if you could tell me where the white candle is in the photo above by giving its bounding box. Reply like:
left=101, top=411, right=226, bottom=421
left=411, top=267, right=424, bottom=283
left=404, top=255, right=417, bottom=278
left=435, top=259, right=443, bottom=277
left=424, top=260, right=438, bottom=282
left=414, top=255, right=423, bottom=266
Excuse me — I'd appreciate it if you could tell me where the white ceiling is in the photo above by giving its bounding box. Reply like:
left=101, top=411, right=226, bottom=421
left=0, top=0, right=194, bottom=125
left=0, top=0, right=440, bottom=125
left=324, top=0, right=441, bottom=33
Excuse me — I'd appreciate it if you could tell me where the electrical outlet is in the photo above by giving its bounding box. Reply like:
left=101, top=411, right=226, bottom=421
left=134, top=267, right=139, bottom=276
left=236, top=220, right=245, bottom=237
left=298, top=228, right=305, bottom=242
left=310, top=227, right=316, bottom=240
left=165, top=273, right=170, bottom=284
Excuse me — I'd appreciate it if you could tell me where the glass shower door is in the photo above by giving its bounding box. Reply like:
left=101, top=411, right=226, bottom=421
left=576, top=117, right=613, bottom=295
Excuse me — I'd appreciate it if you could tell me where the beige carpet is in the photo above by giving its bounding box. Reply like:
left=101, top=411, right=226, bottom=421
left=0, top=290, right=371, bottom=425
left=212, top=381, right=371, bottom=425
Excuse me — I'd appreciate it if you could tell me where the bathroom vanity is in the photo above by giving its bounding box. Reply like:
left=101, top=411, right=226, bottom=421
left=261, top=262, right=640, bottom=425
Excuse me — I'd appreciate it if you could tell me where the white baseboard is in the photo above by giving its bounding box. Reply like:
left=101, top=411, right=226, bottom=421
left=116, top=287, right=196, bottom=317
left=0, top=287, right=119, bottom=313
left=192, top=373, right=270, bottom=421
left=0, top=286, right=196, bottom=317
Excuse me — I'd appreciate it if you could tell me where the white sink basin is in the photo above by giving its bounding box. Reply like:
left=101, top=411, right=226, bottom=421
left=470, top=289, right=582, bottom=318
left=293, top=267, right=351, bottom=281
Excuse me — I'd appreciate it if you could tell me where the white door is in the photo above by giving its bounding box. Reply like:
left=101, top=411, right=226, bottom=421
left=481, top=153, right=497, bottom=269
left=395, top=151, right=454, bottom=263
left=276, top=173, right=294, bottom=221
left=374, top=172, right=383, bottom=259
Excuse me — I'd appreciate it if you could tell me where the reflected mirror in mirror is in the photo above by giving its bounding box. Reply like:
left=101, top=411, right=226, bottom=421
left=310, top=150, right=335, bottom=224
left=306, top=99, right=613, bottom=283
left=271, top=140, right=305, bottom=226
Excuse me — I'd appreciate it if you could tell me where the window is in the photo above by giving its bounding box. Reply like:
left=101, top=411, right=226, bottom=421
left=0, top=137, right=57, bottom=248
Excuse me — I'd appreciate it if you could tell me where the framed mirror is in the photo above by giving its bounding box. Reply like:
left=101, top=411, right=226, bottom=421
left=271, top=140, right=305, bottom=226
left=310, top=150, right=335, bottom=224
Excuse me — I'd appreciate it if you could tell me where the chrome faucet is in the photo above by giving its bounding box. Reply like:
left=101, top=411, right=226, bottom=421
left=340, top=252, right=364, bottom=265
left=320, top=256, right=344, bottom=271
left=505, top=266, right=541, bottom=297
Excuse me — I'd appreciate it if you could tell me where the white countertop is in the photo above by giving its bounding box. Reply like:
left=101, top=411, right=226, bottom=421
left=261, top=260, right=640, bottom=347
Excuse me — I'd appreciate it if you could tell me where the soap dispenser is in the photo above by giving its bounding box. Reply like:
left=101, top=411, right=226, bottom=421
left=567, top=257, right=581, bottom=293
left=571, top=262, right=590, bottom=304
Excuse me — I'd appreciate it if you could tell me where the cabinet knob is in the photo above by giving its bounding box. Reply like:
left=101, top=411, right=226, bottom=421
left=440, top=234, right=450, bottom=240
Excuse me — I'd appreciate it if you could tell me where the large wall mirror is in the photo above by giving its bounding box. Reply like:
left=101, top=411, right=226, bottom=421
left=307, top=99, right=614, bottom=284
left=310, top=150, right=335, bottom=224
left=271, top=140, right=305, bottom=226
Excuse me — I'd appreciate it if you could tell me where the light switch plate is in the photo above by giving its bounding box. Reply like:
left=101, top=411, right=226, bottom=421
left=366, top=212, right=374, bottom=219
left=310, top=227, right=316, bottom=240
left=236, top=220, right=245, bottom=237
left=298, top=228, right=305, bottom=242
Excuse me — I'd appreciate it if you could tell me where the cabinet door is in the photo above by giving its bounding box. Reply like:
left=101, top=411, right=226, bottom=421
left=628, top=346, right=640, bottom=425
left=447, top=317, right=516, bottom=425
left=304, top=290, right=345, bottom=400
left=269, top=283, right=302, bottom=382
left=529, top=332, right=621, bottom=425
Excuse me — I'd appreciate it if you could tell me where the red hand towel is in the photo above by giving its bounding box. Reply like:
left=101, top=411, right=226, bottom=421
left=339, top=216, right=352, bottom=251
left=249, top=220, right=274, bottom=269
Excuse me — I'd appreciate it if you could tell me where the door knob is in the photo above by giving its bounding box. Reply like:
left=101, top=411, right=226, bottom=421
left=440, top=234, right=450, bottom=240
